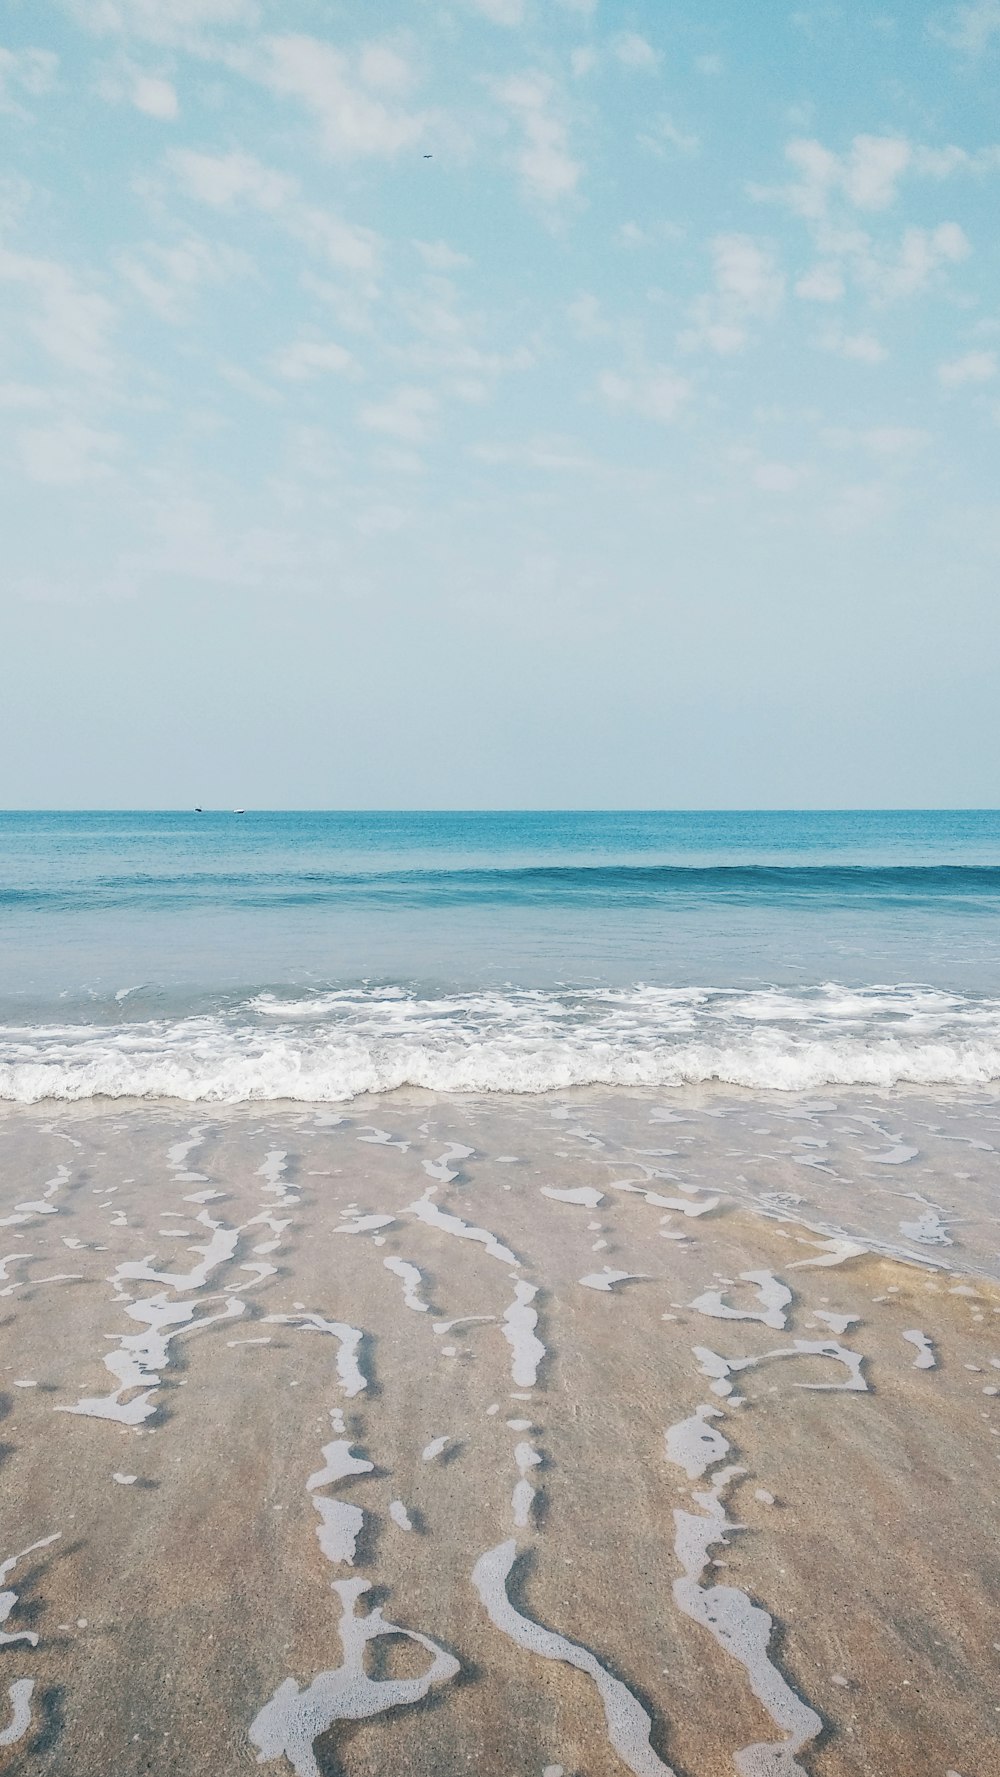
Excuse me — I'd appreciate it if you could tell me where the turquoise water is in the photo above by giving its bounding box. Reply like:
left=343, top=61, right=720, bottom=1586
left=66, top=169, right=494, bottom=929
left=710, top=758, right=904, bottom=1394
left=2, top=810, right=1000, bottom=1100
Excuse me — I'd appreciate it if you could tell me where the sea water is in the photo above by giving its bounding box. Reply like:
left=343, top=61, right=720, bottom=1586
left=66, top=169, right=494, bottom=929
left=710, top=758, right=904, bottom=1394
left=2, top=809, right=1000, bottom=1101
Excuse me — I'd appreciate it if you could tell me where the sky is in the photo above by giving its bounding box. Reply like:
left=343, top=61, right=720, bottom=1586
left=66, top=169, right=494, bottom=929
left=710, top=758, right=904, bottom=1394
left=1, top=0, right=999, bottom=809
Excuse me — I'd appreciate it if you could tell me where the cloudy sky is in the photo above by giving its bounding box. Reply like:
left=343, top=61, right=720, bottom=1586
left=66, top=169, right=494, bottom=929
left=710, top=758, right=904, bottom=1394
left=2, top=0, right=998, bottom=807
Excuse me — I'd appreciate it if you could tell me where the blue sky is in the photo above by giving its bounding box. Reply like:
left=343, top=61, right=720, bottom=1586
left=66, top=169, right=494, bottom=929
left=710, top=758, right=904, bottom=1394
left=2, top=0, right=999, bottom=807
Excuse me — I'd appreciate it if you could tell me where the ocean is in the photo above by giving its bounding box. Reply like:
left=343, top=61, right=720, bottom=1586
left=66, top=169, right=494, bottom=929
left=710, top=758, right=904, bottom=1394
left=2, top=808, right=1000, bottom=1102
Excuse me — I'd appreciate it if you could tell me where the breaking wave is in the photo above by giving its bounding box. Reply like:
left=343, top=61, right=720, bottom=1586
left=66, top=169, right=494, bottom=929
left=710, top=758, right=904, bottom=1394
left=3, top=983, right=1000, bottom=1104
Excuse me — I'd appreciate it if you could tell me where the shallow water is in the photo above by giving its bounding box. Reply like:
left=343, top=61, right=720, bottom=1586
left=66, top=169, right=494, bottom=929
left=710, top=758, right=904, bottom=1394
left=1, top=1086, right=998, bottom=1776
left=3, top=811, right=1000, bottom=1101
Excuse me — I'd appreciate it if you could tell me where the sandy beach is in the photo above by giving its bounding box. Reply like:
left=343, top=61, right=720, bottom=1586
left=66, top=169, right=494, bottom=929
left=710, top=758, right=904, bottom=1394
left=1, top=1087, right=998, bottom=1776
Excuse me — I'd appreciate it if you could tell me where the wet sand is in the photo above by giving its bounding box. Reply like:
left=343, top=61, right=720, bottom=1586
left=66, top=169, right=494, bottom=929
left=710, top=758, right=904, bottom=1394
left=1, top=1087, right=998, bottom=1776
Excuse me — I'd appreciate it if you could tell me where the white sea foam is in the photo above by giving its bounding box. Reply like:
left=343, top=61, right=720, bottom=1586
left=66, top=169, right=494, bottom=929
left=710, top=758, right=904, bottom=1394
left=407, top=1189, right=516, bottom=1266
left=691, top=1272, right=792, bottom=1332
left=264, top=1313, right=366, bottom=1398
left=471, top=1539, right=677, bottom=1777
left=0, top=1680, right=34, bottom=1748
left=7, top=983, right=1000, bottom=1102
left=902, top=1329, right=937, bottom=1369
left=383, top=1257, right=430, bottom=1312
left=249, top=1579, right=459, bottom=1776
left=502, top=1280, right=545, bottom=1387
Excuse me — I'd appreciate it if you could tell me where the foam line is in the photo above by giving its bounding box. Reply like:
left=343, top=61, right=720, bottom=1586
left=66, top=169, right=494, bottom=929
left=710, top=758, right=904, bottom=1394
left=59, top=1295, right=244, bottom=1424
left=335, top=1213, right=395, bottom=1234
left=693, top=1340, right=868, bottom=1398
left=671, top=1474, right=822, bottom=1777
left=356, top=1128, right=409, bottom=1149
left=902, top=1330, right=936, bottom=1369
left=502, top=1281, right=545, bottom=1387
left=406, top=1189, right=516, bottom=1266
left=898, top=1209, right=952, bottom=1246
left=307, top=1441, right=374, bottom=1491
left=0, top=1680, right=34, bottom=1748
left=422, top=1144, right=474, bottom=1182
left=313, top=1499, right=364, bottom=1566
left=249, top=1579, right=459, bottom=1777
left=264, top=1313, right=366, bottom=1398
left=541, top=1186, right=604, bottom=1208
left=788, top=1238, right=867, bottom=1270
left=511, top=1442, right=542, bottom=1528
left=664, top=1406, right=730, bottom=1480
left=0, top=1535, right=61, bottom=1650
left=471, top=1540, right=677, bottom=1777
left=579, top=1267, right=645, bottom=1292
left=113, top=1209, right=239, bottom=1293
left=690, top=1272, right=792, bottom=1331
left=383, top=1257, right=430, bottom=1312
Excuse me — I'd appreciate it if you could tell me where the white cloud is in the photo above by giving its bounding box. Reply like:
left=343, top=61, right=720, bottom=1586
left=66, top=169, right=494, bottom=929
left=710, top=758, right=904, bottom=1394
left=567, top=292, right=612, bottom=339
left=359, top=385, right=436, bottom=442
left=794, top=262, right=845, bottom=301
left=167, top=149, right=380, bottom=274
left=273, top=338, right=359, bottom=380
left=467, top=0, right=526, bottom=23
left=494, top=73, right=580, bottom=203
left=132, top=73, right=178, bottom=118
left=18, top=417, right=121, bottom=485
left=613, top=33, right=659, bottom=69
left=640, top=115, right=700, bottom=157
left=931, top=1, right=1000, bottom=54
left=766, top=133, right=913, bottom=216
left=168, top=147, right=292, bottom=208
left=252, top=35, right=427, bottom=158
left=62, top=0, right=258, bottom=44
left=938, top=348, right=997, bottom=386
left=0, top=46, right=58, bottom=111
left=696, top=53, right=724, bottom=75
left=860, top=221, right=969, bottom=300
left=753, top=461, right=805, bottom=493
left=599, top=367, right=690, bottom=423
left=682, top=233, right=784, bottom=353
left=414, top=239, right=472, bottom=271
left=358, top=43, right=416, bottom=93
left=570, top=47, right=598, bottom=77
left=823, top=425, right=930, bottom=456
left=713, top=234, right=783, bottom=307
left=758, top=130, right=999, bottom=229
left=117, top=234, right=249, bottom=321
left=0, top=382, right=52, bottom=410
left=819, top=327, right=888, bottom=363
left=0, top=249, right=115, bottom=375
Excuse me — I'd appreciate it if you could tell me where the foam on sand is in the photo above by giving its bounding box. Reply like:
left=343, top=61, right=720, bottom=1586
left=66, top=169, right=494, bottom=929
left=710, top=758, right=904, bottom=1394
left=383, top=1256, right=430, bottom=1312
left=579, top=1267, right=646, bottom=1292
left=471, top=1540, right=677, bottom=1777
left=264, top=1312, right=366, bottom=1398
left=406, top=1188, right=517, bottom=1266
left=670, top=1470, right=822, bottom=1777
left=502, top=1280, right=545, bottom=1387
left=902, top=1329, right=937, bottom=1369
left=690, top=1272, right=792, bottom=1331
left=249, top=1579, right=460, bottom=1777
left=0, top=1680, right=34, bottom=1748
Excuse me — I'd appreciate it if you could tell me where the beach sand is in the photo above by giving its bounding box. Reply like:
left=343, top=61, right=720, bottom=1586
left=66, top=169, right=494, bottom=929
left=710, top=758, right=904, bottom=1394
left=1, top=1088, right=998, bottom=1776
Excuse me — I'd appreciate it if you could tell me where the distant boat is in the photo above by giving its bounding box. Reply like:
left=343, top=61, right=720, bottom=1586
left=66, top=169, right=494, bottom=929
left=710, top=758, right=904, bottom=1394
left=234, top=808, right=246, bottom=814
left=195, top=807, right=203, bottom=813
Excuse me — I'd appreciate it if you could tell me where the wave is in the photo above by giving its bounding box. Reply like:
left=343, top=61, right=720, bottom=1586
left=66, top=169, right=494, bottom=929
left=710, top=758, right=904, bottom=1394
left=4, top=863, right=1000, bottom=913
left=3, top=984, right=1000, bottom=1103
